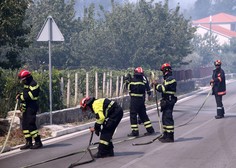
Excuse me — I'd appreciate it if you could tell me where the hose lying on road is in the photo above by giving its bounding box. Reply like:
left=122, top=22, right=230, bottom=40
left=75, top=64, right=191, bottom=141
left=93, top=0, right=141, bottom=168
left=68, top=131, right=94, bottom=168
left=21, top=132, right=95, bottom=168
left=133, top=88, right=212, bottom=146
left=175, top=89, right=212, bottom=128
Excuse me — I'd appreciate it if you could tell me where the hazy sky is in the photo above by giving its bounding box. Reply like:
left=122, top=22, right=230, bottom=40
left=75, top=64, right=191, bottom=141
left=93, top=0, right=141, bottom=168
left=128, top=0, right=197, bottom=10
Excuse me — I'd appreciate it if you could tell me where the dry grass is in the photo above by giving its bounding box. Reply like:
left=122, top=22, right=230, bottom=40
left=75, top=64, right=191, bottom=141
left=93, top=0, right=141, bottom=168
left=0, top=127, right=53, bottom=148
left=0, top=128, right=25, bottom=147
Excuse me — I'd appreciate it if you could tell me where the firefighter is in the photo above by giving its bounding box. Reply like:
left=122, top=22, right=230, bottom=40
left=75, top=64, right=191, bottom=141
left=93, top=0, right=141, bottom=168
left=210, top=60, right=226, bottom=119
left=127, top=67, right=154, bottom=137
left=80, top=97, right=123, bottom=158
left=153, top=63, right=177, bottom=143
left=16, top=69, right=43, bottom=150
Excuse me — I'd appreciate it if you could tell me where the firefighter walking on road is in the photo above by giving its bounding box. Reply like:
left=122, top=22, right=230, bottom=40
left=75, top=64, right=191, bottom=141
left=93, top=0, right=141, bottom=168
left=80, top=97, right=123, bottom=158
left=16, top=69, right=43, bottom=150
left=127, top=67, right=155, bottom=137
left=210, top=60, right=226, bottom=119
left=153, top=63, right=177, bottom=143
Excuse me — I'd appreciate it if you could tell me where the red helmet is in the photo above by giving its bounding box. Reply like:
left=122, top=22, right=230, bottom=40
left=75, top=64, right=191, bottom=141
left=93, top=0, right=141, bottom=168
left=134, top=67, right=144, bottom=75
left=214, top=60, right=221, bottom=66
left=18, top=69, right=31, bottom=80
left=79, top=97, right=94, bottom=110
left=160, top=63, right=171, bottom=71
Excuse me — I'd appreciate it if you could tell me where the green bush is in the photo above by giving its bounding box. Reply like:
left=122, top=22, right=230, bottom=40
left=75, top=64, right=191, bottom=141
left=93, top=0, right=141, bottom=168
left=0, top=67, right=161, bottom=118
left=0, top=69, right=20, bottom=118
left=0, top=68, right=65, bottom=117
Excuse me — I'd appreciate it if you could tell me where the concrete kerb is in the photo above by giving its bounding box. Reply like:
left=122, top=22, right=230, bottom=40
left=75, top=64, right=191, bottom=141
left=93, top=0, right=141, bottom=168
left=12, top=78, right=236, bottom=152
left=1, top=86, right=211, bottom=154
left=50, top=87, right=209, bottom=139
left=3, top=78, right=235, bottom=154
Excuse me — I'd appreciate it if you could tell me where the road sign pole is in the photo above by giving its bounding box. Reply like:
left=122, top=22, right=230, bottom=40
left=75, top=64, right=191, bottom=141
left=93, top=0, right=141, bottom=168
left=37, top=16, right=64, bottom=125
left=49, top=17, right=53, bottom=125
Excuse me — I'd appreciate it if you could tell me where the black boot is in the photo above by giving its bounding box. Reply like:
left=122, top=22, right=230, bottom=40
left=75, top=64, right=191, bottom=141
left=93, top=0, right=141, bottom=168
left=108, top=142, right=114, bottom=157
left=127, top=130, right=139, bottom=137
left=158, top=132, right=167, bottom=140
left=159, top=132, right=174, bottom=143
left=94, top=144, right=113, bottom=158
left=215, top=115, right=224, bottom=119
left=144, top=127, right=155, bottom=136
left=31, top=135, right=43, bottom=149
left=215, top=108, right=224, bottom=119
left=20, top=138, right=33, bottom=150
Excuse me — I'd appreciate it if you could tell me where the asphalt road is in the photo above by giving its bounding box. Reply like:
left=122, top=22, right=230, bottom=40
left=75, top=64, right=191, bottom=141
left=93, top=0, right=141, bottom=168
left=1, top=80, right=236, bottom=168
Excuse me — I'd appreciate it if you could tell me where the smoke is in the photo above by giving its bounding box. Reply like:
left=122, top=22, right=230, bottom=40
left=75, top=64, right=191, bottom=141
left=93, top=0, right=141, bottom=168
left=128, top=0, right=197, bottom=10
left=170, top=0, right=197, bottom=9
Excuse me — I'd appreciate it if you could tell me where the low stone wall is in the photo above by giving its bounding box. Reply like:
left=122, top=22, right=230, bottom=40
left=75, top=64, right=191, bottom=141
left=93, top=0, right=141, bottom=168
left=35, top=73, right=236, bottom=127
left=177, top=80, right=195, bottom=93
left=36, top=95, right=131, bottom=127
left=193, top=73, right=236, bottom=87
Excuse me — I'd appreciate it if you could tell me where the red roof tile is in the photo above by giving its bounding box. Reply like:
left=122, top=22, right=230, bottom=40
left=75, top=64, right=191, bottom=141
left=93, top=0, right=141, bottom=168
left=197, top=24, right=236, bottom=37
left=193, top=13, right=236, bottom=24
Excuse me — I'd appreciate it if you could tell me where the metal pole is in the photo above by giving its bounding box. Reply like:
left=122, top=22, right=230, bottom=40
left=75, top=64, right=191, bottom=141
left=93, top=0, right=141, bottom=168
left=209, top=15, right=212, bottom=51
left=49, top=16, right=53, bottom=125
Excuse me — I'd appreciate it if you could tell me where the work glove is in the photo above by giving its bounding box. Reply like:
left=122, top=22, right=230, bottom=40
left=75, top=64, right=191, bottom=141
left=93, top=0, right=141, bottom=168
left=16, top=92, right=22, bottom=100
left=210, top=79, right=214, bottom=87
left=94, top=123, right=101, bottom=136
left=89, top=126, right=100, bottom=136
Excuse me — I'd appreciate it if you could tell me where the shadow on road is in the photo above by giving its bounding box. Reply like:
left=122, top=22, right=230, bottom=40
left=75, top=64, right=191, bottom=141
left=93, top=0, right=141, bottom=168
left=114, top=151, right=144, bottom=156
left=42, top=143, right=72, bottom=148
left=176, top=137, right=203, bottom=142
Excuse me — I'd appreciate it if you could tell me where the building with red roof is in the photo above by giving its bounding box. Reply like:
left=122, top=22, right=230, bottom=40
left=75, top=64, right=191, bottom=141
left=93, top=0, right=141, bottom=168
left=193, top=13, right=236, bottom=45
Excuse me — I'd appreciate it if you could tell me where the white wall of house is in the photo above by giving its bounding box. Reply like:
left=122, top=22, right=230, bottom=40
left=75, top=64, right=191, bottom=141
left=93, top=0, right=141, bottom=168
left=218, top=24, right=231, bottom=30
left=195, top=26, right=230, bottom=45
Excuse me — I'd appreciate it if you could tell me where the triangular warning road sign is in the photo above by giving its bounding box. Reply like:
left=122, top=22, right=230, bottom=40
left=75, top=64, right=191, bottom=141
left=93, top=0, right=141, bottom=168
left=37, top=16, right=64, bottom=41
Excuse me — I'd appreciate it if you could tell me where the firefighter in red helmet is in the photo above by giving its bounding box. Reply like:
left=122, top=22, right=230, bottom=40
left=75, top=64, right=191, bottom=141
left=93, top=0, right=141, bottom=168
left=16, top=69, right=43, bottom=149
left=126, top=67, right=154, bottom=137
left=153, top=63, right=177, bottom=143
left=210, top=60, right=226, bottom=119
left=80, top=97, right=123, bottom=158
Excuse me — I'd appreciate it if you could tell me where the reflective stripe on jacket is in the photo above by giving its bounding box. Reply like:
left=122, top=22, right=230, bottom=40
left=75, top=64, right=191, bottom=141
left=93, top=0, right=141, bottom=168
left=128, top=75, right=148, bottom=97
left=212, top=69, right=226, bottom=96
left=156, top=75, right=177, bottom=97
left=19, top=79, right=40, bottom=109
left=92, top=98, right=115, bottom=124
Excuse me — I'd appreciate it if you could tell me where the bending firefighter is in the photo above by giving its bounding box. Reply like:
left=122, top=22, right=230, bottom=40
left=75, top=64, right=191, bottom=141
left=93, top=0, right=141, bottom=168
left=80, top=97, right=123, bottom=158
left=127, top=67, right=154, bottom=137
left=210, top=60, right=226, bottom=119
left=16, top=69, right=43, bottom=150
left=154, top=63, right=177, bottom=143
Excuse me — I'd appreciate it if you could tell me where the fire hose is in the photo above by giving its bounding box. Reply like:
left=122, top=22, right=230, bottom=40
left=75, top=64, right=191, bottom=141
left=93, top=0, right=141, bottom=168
left=0, top=99, right=18, bottom=154
left=132, top=88, right=212, bottom=146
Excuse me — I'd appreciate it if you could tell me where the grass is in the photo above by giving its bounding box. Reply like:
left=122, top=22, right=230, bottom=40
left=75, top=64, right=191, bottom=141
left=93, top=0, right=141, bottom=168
left=0, top=127, right=52, bottom=148
left=0, top=118, right=97, bottom=149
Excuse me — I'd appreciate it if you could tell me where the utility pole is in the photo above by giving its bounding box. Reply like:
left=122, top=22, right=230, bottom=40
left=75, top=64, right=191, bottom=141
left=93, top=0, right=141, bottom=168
left=209, top=15, right=212, bottom=51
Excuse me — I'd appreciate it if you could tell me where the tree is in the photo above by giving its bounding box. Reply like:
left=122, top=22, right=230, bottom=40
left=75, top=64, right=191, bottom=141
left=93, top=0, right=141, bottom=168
left=71, top=0, right=195, bottom=69
left=221, top=38, right=236, bottom=54
left=190, top=0, right=212, bottom=20
left=192, top=33, right=220, bottom=66
left=212, top=0, right=236, bottom=16
left=22, top=0, right=81, bottom=69
left=0, top=0, right=30, bottom=69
